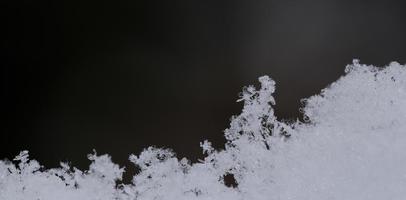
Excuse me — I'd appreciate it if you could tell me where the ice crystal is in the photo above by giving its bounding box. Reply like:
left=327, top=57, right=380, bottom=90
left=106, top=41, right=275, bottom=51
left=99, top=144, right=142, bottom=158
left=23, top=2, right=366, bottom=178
left=1, top=60, right=406, bottom=199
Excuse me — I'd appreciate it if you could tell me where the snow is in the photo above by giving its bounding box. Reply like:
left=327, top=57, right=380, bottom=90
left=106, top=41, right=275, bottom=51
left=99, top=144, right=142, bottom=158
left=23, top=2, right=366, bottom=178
left=1, top=60, right=406, bottom=199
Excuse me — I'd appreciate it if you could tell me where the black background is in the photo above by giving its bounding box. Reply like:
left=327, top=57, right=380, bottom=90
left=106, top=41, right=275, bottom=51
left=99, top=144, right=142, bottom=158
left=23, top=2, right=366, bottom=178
left=2, top=0, right=406, bottom=180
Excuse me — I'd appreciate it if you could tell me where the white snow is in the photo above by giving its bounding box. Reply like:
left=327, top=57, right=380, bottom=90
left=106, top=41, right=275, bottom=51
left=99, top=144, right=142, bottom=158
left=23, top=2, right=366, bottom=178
left=1, top=60, right=406, bottom=199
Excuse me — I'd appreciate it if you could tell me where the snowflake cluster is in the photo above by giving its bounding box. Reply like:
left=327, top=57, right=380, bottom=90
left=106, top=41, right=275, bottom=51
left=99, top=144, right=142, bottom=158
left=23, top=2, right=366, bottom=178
left=1, top=60, right=406, bottom=199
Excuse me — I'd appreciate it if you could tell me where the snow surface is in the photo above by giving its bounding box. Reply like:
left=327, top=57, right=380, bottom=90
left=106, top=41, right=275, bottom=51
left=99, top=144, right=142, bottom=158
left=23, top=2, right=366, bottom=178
left=1, top=60, right=406, bottom=199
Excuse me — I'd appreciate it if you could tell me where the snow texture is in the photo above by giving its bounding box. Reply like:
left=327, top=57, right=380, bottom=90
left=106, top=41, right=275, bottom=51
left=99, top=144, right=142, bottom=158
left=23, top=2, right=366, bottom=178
left=2, top=60, right=406, bottom=199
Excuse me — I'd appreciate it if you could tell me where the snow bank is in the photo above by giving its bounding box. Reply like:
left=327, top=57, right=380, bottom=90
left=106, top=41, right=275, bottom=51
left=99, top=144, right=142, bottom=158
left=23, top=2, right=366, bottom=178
left=1, top=60, right=406, bottom=199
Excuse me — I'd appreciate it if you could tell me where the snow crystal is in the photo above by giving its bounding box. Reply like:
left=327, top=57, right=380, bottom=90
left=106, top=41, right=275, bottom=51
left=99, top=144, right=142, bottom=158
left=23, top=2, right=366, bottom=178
left=1, top=60, right=406, bottom=199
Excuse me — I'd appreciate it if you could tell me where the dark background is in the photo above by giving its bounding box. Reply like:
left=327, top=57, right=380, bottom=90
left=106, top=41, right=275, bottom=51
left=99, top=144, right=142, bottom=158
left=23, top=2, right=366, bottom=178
left=2, top=0, right=406, bottom=180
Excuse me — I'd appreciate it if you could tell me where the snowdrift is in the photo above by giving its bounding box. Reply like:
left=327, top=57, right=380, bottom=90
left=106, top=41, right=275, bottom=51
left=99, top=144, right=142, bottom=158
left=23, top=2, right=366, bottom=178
left=1, top=60, right=406, bottom=200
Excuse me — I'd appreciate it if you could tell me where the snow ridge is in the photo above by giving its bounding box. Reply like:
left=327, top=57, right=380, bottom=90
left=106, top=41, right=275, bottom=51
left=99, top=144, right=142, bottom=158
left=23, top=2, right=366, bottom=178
left=1, top=60, right=406, bottom=200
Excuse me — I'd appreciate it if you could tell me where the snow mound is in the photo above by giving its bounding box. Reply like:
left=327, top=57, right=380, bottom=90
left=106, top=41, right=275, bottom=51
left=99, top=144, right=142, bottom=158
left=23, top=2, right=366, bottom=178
left=1, top=60, right=406, bottom=200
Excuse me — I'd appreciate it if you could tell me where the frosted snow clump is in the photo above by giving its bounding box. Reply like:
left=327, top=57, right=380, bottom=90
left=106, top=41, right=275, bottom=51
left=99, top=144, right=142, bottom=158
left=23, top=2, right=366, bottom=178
left=1, top=60, right=406, bottom=199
